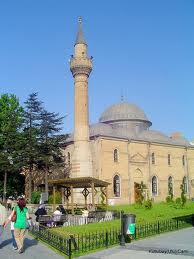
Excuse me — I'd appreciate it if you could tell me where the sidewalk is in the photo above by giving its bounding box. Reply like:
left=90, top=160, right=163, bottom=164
left=78, top=227, right=194, bottom=259
left=1, top=223, right=194, bottom=259
left=0, top=225, right=64, bottom=259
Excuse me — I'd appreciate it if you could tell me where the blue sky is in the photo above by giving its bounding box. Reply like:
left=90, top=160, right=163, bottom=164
left=0, top=0, right=193, bottom=140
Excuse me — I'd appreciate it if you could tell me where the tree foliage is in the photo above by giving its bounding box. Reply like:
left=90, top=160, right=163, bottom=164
left=38, top=109, right=65, bottom=196
left=0, top=92, right=67, bottom=200
left=22, top=92, right=43, bottom=202
left=0, top=94, right=25, bottom=199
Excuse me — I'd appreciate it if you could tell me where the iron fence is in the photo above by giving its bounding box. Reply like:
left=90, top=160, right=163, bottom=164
left=135, top=214, right=193, bottom=239
left=30, top=214, right=194, bottom=259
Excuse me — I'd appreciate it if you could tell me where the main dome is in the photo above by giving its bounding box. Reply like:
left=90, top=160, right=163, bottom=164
left=99, top=102, right=151, bottom=125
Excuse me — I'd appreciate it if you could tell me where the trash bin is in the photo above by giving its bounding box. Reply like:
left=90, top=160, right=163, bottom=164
left=192, top=215, right=194, bottom=227
left=123, top=214, right=136, bottom=235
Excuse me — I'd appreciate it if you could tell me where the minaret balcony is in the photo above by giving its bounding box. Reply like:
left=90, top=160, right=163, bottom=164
left=70, top=57, right=92, bottom=77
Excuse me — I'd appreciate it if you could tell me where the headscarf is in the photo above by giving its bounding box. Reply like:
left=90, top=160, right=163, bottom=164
left=38, top=204, right=45, bottom=209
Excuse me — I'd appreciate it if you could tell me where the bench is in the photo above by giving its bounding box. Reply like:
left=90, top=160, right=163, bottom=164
left=38, top=214, right=68, bottom=227
left=87, top=211, right=106, bottom=222
left=53, top=214, right=68, bottom=226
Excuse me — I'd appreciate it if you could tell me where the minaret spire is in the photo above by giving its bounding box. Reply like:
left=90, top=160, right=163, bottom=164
left=75, top=17, right=86, bottom=45
left=70, top=18, right=93, bottom=178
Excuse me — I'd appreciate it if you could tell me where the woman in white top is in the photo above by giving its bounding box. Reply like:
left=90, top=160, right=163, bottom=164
left=52, top=207, right=62, bottom=226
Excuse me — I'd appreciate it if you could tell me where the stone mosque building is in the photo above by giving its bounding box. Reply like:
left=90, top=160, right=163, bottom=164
left=27, top=19, right=194, bottom=205
left=62, top=18, right=194, bottom=205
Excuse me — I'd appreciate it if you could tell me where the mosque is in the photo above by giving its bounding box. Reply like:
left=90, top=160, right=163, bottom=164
left=26, top=19, right=194, bottom=205
left=62, top=18, right=194, bottom=205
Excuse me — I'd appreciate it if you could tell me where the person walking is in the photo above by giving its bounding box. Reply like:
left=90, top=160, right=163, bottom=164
left=0, top=201, right=7, bottom=248
left=4, top=207, right=18, bottom=250
left=9, top=198, right=30, bottom=253
left=6, top=198, right=12, bottom=211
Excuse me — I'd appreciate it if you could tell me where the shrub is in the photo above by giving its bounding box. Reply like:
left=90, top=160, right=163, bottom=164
left=96, top=205, right=106, bottom=211
left=174, top=197, right=182, bottom=209
left=168, top=183, right=173, bottom=200
left=144, top=199, right=152, bottom=210
left=181, top=194, right=187, bottom=207
left=48, top=192, right=62, bottom=204
left=175, top=197, right=181, bottom=204
left=166, top=195, right=173, bottom=204
left=134, top=201, right=143, bottom=209
left=180, top=184, right=187, bottom=207
left=134, top=181, right=147, bottom=206
left=31, top=191, right=41, bottom=204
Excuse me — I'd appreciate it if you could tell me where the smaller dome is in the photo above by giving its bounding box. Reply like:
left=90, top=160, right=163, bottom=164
left=99, top=102, right=151, bottom=125
left=90, top=123, right=113, bottom=137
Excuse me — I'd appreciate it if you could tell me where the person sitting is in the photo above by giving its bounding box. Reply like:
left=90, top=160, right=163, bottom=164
left=81, top=208, right=89, bottom=224
left=52, top=207, right=62, bottom=226
left=59, top=205, right=67, bottom=215
left=35, top=204, right=47, bottom=222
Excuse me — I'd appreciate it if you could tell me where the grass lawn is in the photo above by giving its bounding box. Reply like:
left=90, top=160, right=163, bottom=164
left=51, top=201, right=194, bottom=236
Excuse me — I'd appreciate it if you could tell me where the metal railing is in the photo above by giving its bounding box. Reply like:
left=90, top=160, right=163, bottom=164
left=135, top=214, right=193, bottom=239
left=30, top=214, right=194, bottom=259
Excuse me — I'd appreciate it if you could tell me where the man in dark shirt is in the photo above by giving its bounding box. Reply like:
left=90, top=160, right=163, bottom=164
left=35, top=204, right=47, bottom=222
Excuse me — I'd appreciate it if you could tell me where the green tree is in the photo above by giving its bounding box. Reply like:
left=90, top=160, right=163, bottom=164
left=38, top=109, right=65, bottom=198
left=23, top=93, right=43, bottom=202
left=135, top=181, right=147, bottom=205
left=180, top=183, right=187, bottom=207
left=166, top=179, right=174, bottom=203
left=0, top=94, right=24, bottom=201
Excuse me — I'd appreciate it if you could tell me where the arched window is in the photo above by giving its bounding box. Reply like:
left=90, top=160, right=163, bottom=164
left=113, top=175, right=120, bottom=197
left=168, top=176, right=173, bottom=195
left=151, top=153, right=155, bottom=164
left=182, top=155, right=185, bottom=166
left=67, top=152, right=71, bottom=166
left=152, top=176, right=158, bottom=196
left=114, top=149, right=119, bottom=163
left=168, top=154, right=171, bottom=166
left=183, top=176, right=188, bottom=194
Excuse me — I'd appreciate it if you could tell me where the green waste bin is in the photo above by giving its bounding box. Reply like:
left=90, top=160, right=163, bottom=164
left=123, top=214, right=136, bottom=235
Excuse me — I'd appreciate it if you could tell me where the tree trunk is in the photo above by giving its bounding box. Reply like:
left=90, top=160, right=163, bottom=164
left=28, top=167, right=32, bottom=203
left=3, top=170, right=7, bottom=203
left=45, top=167, right=49, bottom=200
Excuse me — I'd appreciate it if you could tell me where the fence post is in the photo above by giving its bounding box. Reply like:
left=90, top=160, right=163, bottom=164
left=68, top=237, right=72, bottom=259
left=177, top=219, right=179, bottom=229
left=157, top=221, right=160, bottom=234
left=105, top=231, right=108, bottom=248
left=120, top=211, right=125, bottom=246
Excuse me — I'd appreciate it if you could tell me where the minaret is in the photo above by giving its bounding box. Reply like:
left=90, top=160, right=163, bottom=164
left=70, top=17, right=93, bottom=178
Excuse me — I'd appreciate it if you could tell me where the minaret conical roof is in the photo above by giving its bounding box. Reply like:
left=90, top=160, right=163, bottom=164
left=75, top=17, right=87, bottom=45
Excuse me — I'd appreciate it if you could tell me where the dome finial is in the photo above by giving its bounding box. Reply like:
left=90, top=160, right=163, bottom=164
left=120, top=89, right=124, bottom=102
left=78, top=16, right=82, bottom=24
left=75, top=16, right=86, bottom=45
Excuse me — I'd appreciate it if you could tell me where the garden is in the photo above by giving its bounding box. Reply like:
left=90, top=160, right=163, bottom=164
left=50, top=201, right=194, bottom=237
left=31, top=200, right=194, bottom=258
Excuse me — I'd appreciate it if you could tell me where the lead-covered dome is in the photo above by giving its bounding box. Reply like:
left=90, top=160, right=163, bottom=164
left=99, top=102, right=152, bottom=129
left=90, top=123, right=113, bottom=137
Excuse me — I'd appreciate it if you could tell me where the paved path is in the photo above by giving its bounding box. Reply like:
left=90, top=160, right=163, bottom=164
left=78, top=227, right=194, bottom=259
left=1, top=222, right=194, bottom=259
left=0, top=225, right=64, bottom=259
